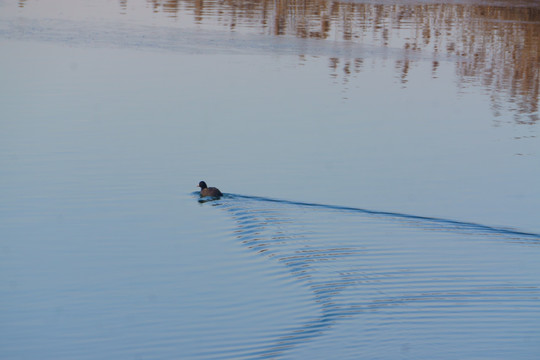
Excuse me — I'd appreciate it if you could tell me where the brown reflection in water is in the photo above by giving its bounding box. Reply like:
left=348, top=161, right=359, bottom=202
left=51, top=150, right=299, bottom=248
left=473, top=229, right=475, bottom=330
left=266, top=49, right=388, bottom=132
left=144, top=0, right=539, bottom=123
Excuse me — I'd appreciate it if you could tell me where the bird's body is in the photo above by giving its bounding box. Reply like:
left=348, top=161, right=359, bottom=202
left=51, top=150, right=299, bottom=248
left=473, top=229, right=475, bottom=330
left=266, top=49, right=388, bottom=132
left=198, top=181, right=223, bottom=198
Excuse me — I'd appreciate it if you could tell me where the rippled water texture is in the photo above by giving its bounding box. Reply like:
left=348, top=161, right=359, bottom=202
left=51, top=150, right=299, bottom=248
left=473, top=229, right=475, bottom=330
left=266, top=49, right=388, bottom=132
left=207, top=194, right=540, bottom=359
left=1, top=0, right=539, bottom=359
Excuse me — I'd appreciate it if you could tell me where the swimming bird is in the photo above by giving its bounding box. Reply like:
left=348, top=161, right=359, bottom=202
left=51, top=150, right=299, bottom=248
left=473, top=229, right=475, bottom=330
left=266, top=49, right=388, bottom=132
left=198, top=181, right=223, bottom=198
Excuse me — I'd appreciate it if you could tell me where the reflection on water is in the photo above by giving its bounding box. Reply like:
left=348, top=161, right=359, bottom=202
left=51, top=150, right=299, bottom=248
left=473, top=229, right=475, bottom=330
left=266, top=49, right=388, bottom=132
left=3, top=1, right=540, bottom=357
left=137, top=0, right=539, bottom=123
left=208, top=194, right=540, bottom=359
left=11, top=0, right=540, bottom=123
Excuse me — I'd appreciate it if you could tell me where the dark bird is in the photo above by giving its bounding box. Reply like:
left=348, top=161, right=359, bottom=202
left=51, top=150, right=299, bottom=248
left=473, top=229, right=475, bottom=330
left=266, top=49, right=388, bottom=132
left=198, top=181, right=223, bottom=198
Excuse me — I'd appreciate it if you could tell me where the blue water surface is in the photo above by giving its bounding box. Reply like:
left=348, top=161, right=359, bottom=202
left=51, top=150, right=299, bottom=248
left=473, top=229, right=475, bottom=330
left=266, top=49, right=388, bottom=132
left=1, top=0, right=539, bottom=358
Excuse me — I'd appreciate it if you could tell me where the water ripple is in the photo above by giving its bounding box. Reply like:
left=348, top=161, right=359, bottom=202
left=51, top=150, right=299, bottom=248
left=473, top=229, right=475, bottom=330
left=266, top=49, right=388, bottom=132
left=199, top=194, right=540, bottom=359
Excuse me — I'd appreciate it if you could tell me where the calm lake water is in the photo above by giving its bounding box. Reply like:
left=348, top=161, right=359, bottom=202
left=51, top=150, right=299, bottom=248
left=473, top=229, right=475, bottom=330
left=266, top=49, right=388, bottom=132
left=1, top=0, right=539, bottom=359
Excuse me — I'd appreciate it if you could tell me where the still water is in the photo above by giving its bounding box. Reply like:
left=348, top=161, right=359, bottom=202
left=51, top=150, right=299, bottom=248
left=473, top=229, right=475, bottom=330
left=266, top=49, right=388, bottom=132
left=1, top=0, right=539, bottom=359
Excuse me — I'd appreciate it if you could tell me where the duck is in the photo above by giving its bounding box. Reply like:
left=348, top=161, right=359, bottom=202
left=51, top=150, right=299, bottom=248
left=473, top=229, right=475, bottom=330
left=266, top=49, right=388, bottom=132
left=198, top=181, right=223, bottom=198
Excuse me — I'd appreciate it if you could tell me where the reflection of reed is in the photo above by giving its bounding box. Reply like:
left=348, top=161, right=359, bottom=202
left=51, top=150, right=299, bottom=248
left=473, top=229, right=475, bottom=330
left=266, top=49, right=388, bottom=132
left=145, top=0, right=539, bottom=123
